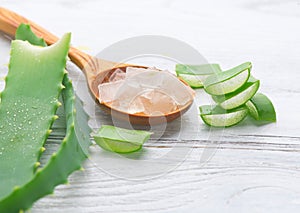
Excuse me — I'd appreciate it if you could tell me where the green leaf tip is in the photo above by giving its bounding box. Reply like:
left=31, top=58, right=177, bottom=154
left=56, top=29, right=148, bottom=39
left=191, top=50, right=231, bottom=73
left=15, top=23, right=47, bottom=47
left=13, top=186, right=20, bottom=192
left=60, top=84, right=65, bottom=89
left=34, top=162, right=41, bottom=169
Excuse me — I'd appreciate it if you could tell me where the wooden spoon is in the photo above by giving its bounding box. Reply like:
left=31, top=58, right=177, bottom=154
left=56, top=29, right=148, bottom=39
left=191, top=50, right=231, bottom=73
left=0, top=7, right=194, bottom=125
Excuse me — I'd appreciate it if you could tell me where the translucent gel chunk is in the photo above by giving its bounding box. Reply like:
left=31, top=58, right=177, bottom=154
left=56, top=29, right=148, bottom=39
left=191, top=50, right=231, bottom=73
left=98, top=67, right=194, bottom=115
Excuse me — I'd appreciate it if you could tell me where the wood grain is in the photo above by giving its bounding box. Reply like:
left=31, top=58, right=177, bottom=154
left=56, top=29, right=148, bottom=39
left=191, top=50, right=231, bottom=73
left=0, top=0, right=300, bottom=212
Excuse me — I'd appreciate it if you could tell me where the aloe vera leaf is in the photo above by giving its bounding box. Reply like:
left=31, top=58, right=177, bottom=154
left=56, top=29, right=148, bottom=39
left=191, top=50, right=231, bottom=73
left=0, top=76, right=91, bottom=212
left=0, top=26, right=91, bottom=212
left=212, top=76, right=260, bottom=110
left=94, top=125, right=151, bottom=153
left=175, top=64, right=221, bottom=88
left=0, top=33, right=70, bottom=200
left=246, top=93, right=276, bottom=122
left=199, top=105, right=248, bottom=127
left=203, top=62, right=252, bottom=95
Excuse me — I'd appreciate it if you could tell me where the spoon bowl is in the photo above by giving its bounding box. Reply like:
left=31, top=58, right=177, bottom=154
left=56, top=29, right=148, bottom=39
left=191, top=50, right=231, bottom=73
left=0, top=7, right=194, bottom=125
left=94, top=66, right=194, bottom=125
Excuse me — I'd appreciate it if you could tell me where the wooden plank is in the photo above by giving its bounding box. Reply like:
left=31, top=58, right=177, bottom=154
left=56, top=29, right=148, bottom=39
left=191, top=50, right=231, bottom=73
left=31, top=143, right=300, bottom=213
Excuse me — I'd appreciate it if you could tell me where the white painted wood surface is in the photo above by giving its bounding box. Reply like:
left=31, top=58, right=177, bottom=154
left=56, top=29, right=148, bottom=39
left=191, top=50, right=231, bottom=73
left=1, top=0, right=300, bottom=212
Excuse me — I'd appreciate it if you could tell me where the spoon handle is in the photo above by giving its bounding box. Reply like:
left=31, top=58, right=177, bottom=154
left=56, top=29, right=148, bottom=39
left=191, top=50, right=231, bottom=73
left=0, top=7, right=92, bottom=72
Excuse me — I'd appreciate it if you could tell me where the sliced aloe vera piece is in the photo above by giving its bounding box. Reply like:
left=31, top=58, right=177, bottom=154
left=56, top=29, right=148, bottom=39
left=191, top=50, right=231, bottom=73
left=199, top=105, right=248, bottom=127
left=175, top=64, right=221, bottom=88
left=94, top=125, right=152, bottom=153
left=212, top=76, right=260, bottom=110
left=0, top=33, right=70, bottom=200
left=246, top=93, right=276, bottom=122
left=0, top=24, right=91, bottom=212
left=203, top=62, right=252, bottom=95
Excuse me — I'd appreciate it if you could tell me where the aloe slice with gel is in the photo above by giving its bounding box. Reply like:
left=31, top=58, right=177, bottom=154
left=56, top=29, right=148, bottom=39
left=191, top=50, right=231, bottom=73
left=93, top=125, right=152, bottom=153
left=246, top=93, right=276, bottom=122
left=175, top=64, right=222, bottom=88
left=199, top=105, right=248, bottom=127
left=203, top=62, right=252, bottom=95
left=212, top=76, right=260, bottom=110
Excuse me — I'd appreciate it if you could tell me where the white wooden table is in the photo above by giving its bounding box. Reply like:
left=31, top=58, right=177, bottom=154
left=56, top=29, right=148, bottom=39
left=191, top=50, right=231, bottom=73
left=1, top=0, right=300, bottom=212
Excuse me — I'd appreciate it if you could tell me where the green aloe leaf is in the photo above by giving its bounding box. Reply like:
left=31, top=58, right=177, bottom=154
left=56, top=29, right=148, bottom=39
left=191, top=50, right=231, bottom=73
left=0, top=24, right=91, bottom=212
left=0, top=76, right=92, bottom=212
left=0, top=33, right=70, bottom=200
